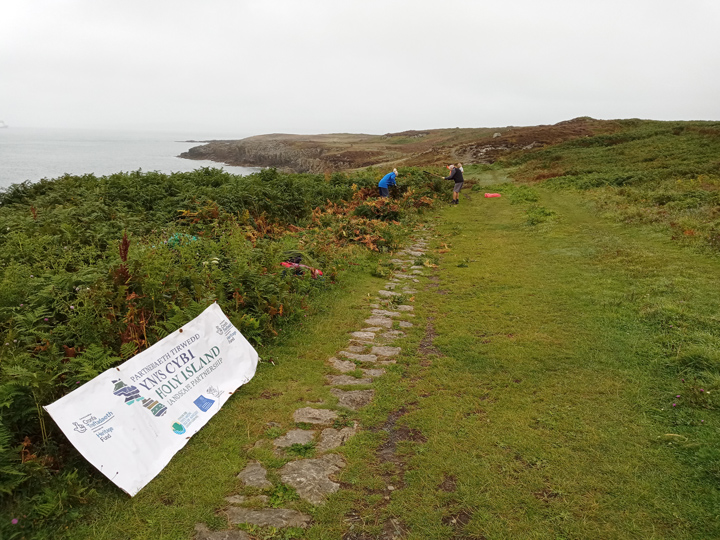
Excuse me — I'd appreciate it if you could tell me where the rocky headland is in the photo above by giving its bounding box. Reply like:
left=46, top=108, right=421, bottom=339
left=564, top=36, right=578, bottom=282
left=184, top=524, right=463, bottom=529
left=179, top=117, right=615, bottom=173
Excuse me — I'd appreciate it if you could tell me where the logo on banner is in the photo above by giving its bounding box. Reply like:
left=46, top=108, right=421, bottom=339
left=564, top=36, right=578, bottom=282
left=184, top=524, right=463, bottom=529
left=215, top=319, right=238, bottom=344
left=43, top=304, right=259, bottom=497
left=193, top=395, right=215, bottom=412
left=206, top=386, right=223, bottom=399
left=71, top=412, right=116, bottom=442
left=112, top=379, right=168, bottom=417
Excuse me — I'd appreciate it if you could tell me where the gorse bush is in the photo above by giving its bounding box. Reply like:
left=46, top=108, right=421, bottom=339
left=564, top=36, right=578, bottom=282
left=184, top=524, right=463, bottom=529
left=0, top=165, right=441, bottom=531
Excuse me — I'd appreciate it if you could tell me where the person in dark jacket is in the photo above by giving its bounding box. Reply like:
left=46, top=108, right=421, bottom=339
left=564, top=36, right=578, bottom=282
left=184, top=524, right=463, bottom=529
left=378, top=168, right=398, bottom=197
left=444, top=164, right=464, bottom=204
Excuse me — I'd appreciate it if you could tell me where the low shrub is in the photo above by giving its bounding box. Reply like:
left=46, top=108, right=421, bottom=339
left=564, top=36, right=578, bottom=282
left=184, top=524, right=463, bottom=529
left=0, top=165, right=443, bottom=529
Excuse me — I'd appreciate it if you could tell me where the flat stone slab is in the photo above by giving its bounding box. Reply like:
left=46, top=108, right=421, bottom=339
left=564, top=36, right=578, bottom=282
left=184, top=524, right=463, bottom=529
left=279, top=454, right=345, bottom=505
left=398, top=321, right=414, bottom=328
left=329, top=357, right=356, bottom=373
left=362, top=326, right=383, bottom=332
left=402, top=288, right=417, bottom=294
left=317, top=426, right=357, bottom=452
left=273, top=429, right=316, bottom=448
left=345, top=344, right=367, bottom=353
left=195, top=523, right=250, bottom=540
left=351, top=331, right=375, bottom=340
left=371, top=309, right=401, bottom=318
left=380, top=330, right=405, bottom=341
left=326, top=375, right=372, bottom=385
left=294, top=407, right=339, bottom=425
left=393, top=273, right=412, bottom=279
left=227, top=507, right=312, bottom=529
left=412, top=270, right=424, bottom=275
left=362, top=368, right=386, bottom=378
left=331, top=388, right=375, bottom=410
left=384, top=283, right=397, bottom=290
left=405, top=250, right=424, bottom=257
left=410, top=266, right=424, bottom=269
left=396, top=305, right=414, bottom=311
left=225, top=495, right=269, bottom=506
left=371, top=346, right=402, bottom=357
left=339, top=351, right=377, bottom=363
left=378, top=290, right=400, bottom=298
left=237, top=461, right=272, bottom=489
left=364, top=316, right=393, bottom=328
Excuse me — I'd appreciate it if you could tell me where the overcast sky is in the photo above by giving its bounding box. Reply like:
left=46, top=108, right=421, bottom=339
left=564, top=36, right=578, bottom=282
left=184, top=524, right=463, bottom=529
left=1, top=0, right=719, bottom=135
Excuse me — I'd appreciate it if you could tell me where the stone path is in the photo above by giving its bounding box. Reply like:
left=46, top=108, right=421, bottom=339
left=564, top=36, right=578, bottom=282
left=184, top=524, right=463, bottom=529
left=195, top=235, right=431, bottom=537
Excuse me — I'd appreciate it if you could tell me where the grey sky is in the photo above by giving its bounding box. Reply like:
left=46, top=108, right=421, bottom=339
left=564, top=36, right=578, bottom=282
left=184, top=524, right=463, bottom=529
left=1, top=0, right=718, bottom=135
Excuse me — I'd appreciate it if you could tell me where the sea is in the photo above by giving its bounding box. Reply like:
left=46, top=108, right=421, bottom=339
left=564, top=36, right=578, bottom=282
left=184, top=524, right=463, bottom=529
left=0, top=127, right=258, bottom=190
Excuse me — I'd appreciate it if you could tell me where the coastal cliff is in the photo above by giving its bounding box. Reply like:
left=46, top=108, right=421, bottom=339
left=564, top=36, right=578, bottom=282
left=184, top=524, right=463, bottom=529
left=179, top=118, right=613, bottom=173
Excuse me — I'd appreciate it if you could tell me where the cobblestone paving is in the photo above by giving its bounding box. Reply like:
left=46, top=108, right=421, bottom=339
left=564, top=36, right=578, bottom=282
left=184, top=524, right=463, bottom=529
left=195, top=234, right=431, bottom=537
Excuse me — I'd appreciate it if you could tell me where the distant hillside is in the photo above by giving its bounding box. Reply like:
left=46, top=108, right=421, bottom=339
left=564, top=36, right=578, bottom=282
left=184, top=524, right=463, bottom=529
left=179, top=117, right=618, bottom=173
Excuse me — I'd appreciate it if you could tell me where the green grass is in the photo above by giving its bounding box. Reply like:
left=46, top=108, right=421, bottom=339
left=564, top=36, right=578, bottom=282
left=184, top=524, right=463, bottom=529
left=307, top=186, right=720, bottom=539
left=0, top=165, right=440, bottom=535
left=462, top=164, right=514, bottom=186
left=5, top=119, right=720, bottom=538
left=49, top=256, right=400, bottom=540
left=509, top=120, right=720, bottom=251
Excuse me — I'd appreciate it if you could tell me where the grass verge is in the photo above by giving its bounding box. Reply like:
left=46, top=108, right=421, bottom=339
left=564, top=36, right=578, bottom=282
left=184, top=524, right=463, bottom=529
left=308, top=185, right=720, bottom=539
left=7, top=249, right=407, bottom=539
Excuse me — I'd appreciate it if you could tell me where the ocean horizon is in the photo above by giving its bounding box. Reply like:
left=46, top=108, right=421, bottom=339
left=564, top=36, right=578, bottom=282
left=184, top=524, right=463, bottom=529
left=0, top=127, right=259, bottom=190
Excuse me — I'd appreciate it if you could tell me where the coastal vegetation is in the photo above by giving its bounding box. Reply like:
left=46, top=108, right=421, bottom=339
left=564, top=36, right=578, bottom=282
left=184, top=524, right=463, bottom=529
left=0, top=166, right=441, bottom=538
left=178, top=117, right=615, bottom=174
left=323, top=183, right=720, bottom=538
left=1, top=117, right=720, bottom=539
left=508, top=119, right=720, bottom=250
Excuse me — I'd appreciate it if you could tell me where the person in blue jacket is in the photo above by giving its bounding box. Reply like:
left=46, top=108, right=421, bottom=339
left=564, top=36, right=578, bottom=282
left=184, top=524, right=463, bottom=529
left=378, top=168, right=398, bottom=197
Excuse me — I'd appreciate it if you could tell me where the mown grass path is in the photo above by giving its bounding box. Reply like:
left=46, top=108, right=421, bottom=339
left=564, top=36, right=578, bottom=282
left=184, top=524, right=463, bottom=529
left=316, top=187, right=720, bottom=539
left=66, top=185, right=720, bottom=540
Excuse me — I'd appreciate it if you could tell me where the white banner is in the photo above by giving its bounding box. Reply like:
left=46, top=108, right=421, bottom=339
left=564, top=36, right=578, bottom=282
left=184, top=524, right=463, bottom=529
left=44, top=303, right=258, bottom=496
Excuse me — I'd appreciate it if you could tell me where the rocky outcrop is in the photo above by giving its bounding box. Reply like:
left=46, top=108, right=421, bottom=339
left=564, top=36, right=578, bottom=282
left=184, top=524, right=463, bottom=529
left=179, top=118, right=615, bottom=173
left=180, top=136, right=329, bottom=173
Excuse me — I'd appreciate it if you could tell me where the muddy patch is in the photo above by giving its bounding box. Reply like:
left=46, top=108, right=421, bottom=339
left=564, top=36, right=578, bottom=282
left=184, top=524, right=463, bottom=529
left=441, top=508, right=472, bottom=527
left=419, top=318, right=441, bottom=356
left=533, top=487, right=563, bottom=503
left=341, top=407, right=422, bottom=539
left=439, top=475, right=457, bottom=492
left=441, top=508, right=475, bottom=539
left=376, top=407, right=410, bottom=463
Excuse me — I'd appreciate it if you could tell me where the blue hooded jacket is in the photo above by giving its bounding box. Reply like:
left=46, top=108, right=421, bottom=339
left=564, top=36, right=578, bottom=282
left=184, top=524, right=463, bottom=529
left=378, top=171, right=397, bottom=188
